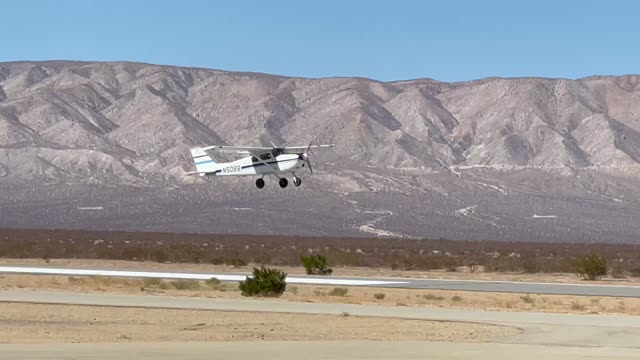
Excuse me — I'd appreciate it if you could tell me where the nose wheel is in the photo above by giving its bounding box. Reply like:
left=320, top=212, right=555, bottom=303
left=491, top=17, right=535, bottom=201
left=255, top=178, right=265, bottom=189
left=293, top=176, right=302, bottom=187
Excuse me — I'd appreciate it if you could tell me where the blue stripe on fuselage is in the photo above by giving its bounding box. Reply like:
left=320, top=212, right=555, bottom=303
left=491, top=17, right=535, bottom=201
left=200, top=158, right=299, bottom=175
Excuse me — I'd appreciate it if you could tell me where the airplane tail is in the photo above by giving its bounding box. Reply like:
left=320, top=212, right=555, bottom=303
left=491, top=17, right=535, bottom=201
left=190, top=148, right=218, bottom=174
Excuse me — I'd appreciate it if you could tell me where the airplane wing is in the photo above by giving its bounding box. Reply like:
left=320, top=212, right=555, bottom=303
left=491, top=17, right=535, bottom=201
left=200, top=145, right=272, bottom=153
left=200, top=144, right=334, bottom=154
left=279, top=144, right=335, bottom=153
left=201, top=146, right=284, bottom=171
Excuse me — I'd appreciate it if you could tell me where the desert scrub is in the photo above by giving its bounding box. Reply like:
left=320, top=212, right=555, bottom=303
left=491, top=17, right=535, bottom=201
left=170, top=279, right=201, bottom=290
left=300, top=254, right=333, bottom=275
left=239, top=267, right=287, bottom=297
left=328, top=287, right=349, bottom=296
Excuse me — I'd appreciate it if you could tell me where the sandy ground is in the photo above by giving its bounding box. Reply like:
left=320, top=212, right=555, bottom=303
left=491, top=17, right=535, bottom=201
left=2, top=258, right=639, bottom=285
left=2, top=272, right=640, bottom=316
left=0, top=303, right=517, bottom=343
left=1, top=290, right=639, bottom=360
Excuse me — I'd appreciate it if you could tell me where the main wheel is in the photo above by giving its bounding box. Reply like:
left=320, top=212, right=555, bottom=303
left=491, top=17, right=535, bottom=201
left=279, top=178, right=288, bottom=188
left=256, top=178, right=265, bottom=189
left=293, top=176, right=302, bottom=187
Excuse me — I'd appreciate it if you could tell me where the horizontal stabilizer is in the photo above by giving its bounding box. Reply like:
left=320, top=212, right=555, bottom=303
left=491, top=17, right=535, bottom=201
left=190, top=148, right=218, bottom=173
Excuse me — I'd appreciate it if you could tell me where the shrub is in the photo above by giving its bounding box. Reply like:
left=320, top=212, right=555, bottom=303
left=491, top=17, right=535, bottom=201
left=143, top=278, right=163, bottom=287
left=205, top=277, right=221, bottom=285
left=522, top=258, right=542, bottom=273
left=150, top=249, right=168, bottom=263
left=300, top=254, right=333, bottom=276
left=239, top=266, right=287, bottom=297
left=328, top=287, right=349, bottom=296
left=228, top=257, right=247, bottom=267
left=374, top=293, right=386, bottom=300
left=205, top=277, right=221, bottom=289
left=520, top=294, right=535, bottom=304
left=422, top=294, right=444, bottom=301
left=451, top=295, right=463, bottom=302
left=576, top=254, right=608, bottom=280
left=209, top=258, right=224, bottom=265
left=442, top=256, right=457, bottom=272
left=611, top=266, right=627, bottom=279
left=170, top=279, right=201, bottom=290
left=571, top=301, right=586, bottom=311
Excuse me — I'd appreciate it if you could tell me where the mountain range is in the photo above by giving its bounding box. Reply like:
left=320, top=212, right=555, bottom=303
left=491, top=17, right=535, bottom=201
left=1, top=60, right=640, bottom=243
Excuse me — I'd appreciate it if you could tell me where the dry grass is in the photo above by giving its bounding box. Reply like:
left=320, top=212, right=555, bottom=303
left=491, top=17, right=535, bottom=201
left=2, top=273, right=640, bottom=316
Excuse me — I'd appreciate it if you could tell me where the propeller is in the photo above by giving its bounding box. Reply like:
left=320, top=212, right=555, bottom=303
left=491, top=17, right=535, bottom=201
left=300, top=142, right=314, bottom=174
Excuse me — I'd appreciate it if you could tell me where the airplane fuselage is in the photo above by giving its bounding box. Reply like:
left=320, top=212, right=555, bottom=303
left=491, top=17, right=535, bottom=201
left=198, top=154, right=304, bottom=177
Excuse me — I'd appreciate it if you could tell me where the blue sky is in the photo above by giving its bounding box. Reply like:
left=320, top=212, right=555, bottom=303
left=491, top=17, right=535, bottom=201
left=1, top=0, right=639, bottom=82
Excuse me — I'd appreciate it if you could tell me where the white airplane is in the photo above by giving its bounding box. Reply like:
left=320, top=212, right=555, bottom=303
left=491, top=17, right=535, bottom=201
left=187, top=143, right=335, bottom=188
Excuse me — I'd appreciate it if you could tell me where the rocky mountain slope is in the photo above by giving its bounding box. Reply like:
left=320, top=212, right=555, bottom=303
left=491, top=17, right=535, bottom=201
left=2, top=61, right=640, bottom=243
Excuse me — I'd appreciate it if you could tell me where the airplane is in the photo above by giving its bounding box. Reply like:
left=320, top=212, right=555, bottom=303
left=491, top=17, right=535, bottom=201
left=187, top=143, right=335, bottom=188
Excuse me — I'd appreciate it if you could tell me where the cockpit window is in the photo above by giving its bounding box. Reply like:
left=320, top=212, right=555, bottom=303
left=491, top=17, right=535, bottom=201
left=259, top=153, right=272, bottom=160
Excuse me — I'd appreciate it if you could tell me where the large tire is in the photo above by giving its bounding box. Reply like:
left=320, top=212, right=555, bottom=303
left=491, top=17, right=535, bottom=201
left=279, top=178, right=288, bottom=188
left=256, top=178, right=265, bottom=189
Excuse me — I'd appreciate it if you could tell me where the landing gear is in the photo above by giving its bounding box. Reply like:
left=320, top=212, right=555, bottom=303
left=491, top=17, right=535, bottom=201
left=256, top=176, right=299, bottom=189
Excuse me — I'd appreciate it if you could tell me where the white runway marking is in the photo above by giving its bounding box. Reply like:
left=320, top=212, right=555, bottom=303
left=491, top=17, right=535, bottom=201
left=0, top=266, right=409, bottom=286
left=76, top=206, right=104, bottom=210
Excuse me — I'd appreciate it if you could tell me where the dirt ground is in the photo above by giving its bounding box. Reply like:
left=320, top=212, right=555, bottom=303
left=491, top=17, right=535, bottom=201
left=2, top=258, right=639, bottom=285
left=0, top=303, right=518, bottom=343
left=1, top=272, right=639, bottom=316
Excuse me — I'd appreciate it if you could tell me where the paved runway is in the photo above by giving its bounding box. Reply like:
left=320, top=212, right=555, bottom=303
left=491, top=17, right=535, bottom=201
left=2, top=342, right=639, bottom=360
left=1, top=290, right=639, bottom=360
left=2, top=265, right=640, bottom=297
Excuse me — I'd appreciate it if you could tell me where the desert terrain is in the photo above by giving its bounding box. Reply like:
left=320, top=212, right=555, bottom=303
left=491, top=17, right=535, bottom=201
left=0, top=302, right=516, bottom=343
left=3, top=62, right=640, bottom=243
left=2, top=258, right=640, bottom=315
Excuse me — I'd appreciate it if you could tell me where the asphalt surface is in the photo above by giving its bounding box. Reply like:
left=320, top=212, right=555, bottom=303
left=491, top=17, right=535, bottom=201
left=2, top=265, right=640, bottom=297
left=2, top=342, right=639, bottom=360
left=0, top=290, right=639, bottom=360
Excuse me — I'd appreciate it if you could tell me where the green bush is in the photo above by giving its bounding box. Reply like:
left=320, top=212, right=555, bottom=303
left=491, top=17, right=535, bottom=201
left=374, top=293, right=386, bottom=300
left=576, top=254, right=608, bottom=280
left=300, top=254, right=333, bottom=275
left=239, top=267, right=287, bottom=297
